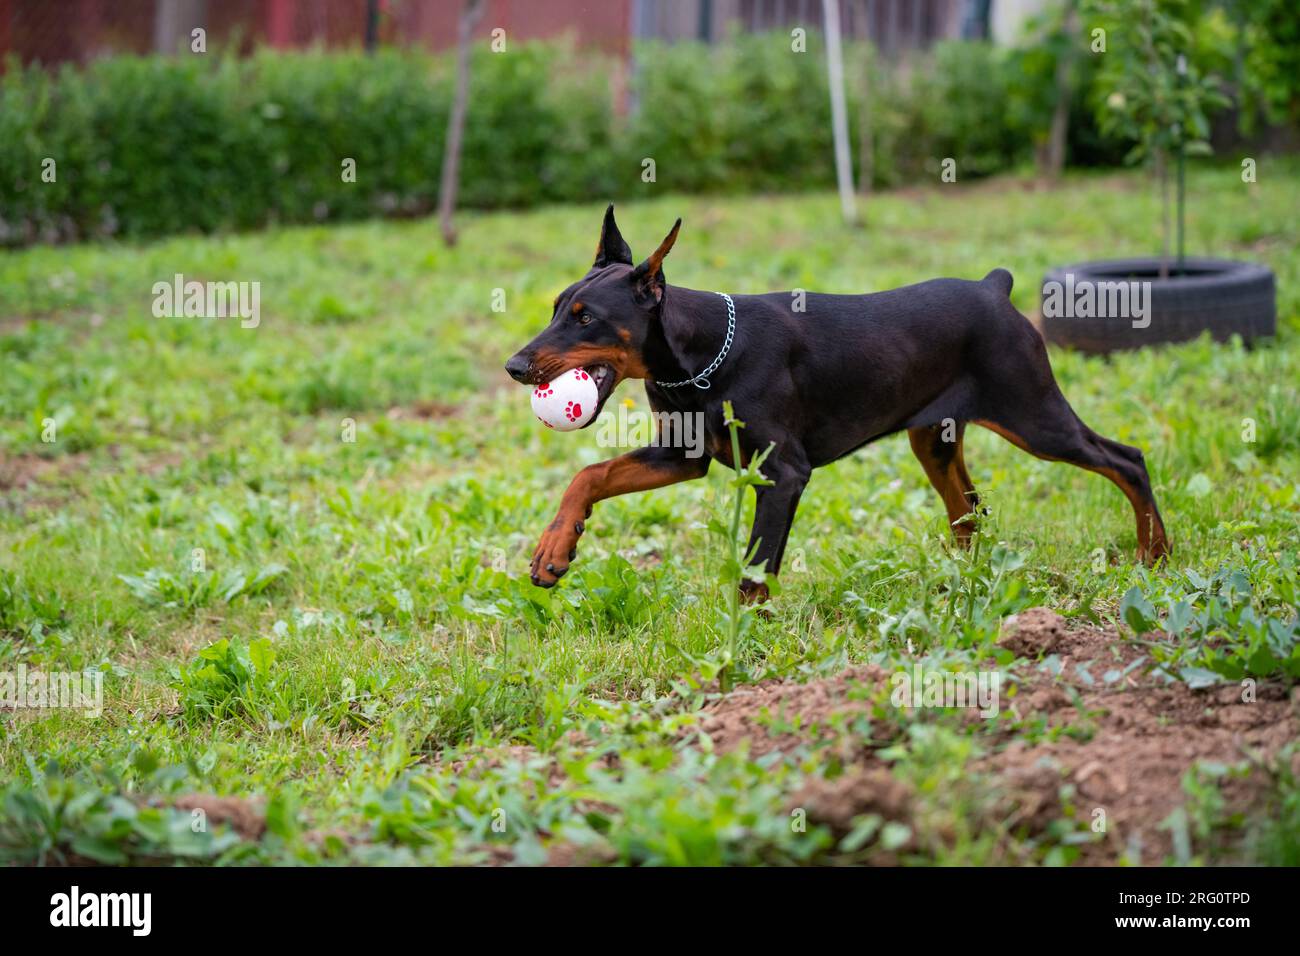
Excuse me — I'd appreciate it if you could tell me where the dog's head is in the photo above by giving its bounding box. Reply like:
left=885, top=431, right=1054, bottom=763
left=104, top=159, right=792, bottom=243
left=504, top=205, right=680, bottom=427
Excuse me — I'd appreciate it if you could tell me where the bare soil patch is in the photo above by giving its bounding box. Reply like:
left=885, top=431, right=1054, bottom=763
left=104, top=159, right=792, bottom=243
left=167, top=794, right=267, bottom=840
left=446, top=608, right=1293, bottom=865
left=0, top=451, right=90, bottom=492
left=0, top=450, right=93, bottom=513
left=693, top=664, right=893, bottom=757
left=385, top=400, right=461, bottom=421
left=682, top=608, right=1297, bottom=863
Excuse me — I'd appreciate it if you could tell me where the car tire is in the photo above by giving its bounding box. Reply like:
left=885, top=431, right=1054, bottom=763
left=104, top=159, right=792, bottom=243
left=1040, top=257, right=1276, bottom=353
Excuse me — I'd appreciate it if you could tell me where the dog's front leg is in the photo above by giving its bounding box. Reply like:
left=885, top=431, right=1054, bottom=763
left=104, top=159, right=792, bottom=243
left=739, top=457, right=810, bottom=604
left=530, top=445, right=710, bottom=587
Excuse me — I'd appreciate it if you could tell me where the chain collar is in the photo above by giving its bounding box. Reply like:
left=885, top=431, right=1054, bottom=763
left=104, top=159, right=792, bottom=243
left=656, top=292, right=735, bottom=390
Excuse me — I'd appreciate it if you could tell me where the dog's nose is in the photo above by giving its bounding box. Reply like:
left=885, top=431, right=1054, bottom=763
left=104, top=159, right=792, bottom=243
left=505, top=353, right=532, bottom=384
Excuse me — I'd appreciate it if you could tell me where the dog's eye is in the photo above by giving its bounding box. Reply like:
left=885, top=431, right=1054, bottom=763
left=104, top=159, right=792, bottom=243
left=577, top=312, right=593, bottom=326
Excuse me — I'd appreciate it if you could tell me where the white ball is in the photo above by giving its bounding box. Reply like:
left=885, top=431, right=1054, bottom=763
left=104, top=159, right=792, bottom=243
left=531, top=367, right=599, bottom=431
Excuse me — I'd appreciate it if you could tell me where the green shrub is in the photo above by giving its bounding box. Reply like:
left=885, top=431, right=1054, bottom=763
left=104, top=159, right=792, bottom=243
left=0, top=34, right=1117, bottom=247
left=628, top=34, right=837, bottom=193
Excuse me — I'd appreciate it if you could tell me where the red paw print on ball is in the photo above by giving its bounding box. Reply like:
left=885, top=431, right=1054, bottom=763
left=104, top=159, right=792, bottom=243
left=533, top=382, right=554, bottom=398
left=564, top=401, right=583, bottom=422
left=576, top=369, right=589, bottom=381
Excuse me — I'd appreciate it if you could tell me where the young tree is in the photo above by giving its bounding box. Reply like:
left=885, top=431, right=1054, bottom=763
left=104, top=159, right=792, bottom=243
left=1086, top=0, right=1228, bottom=275
left=854, top=0, right=875, bottom=196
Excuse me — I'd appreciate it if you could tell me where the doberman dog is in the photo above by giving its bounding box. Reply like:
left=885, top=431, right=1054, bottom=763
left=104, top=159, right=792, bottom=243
left=505, top=205, right=1171, bottom=601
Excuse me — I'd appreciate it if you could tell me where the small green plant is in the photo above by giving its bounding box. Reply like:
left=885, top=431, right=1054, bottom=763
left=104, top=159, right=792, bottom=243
left=118, top=562, right=286, bottom=609
left=0, top=762, right=244, bottom=865
left=707, top=403, right=774, bottom=694
left=1119, top=560, right=1300, bottom=685
left=172, top=637, right=280, bottom=724
left=0, top=569, right=66, bottom=637
left=1251, top=743, right=1300, bottom=866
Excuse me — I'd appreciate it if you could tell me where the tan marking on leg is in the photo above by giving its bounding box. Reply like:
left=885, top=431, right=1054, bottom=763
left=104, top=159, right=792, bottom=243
left=973, top=419, right=1170, bottom=566
left=909, top=428, right=977, bottom=547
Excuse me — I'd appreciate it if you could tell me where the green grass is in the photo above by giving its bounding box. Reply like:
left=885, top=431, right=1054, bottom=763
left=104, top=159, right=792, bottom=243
left=1, top=161, right=1298, bottom=865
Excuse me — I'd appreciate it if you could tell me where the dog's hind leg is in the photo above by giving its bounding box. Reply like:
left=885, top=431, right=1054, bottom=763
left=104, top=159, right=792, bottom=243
left=952, top=436, right=980, bottom=515
left=908, top=422, right=980, bottom=546
left=963, top=292, right=1171, bottom=565
left=974, top=397, right=1170, bottom=565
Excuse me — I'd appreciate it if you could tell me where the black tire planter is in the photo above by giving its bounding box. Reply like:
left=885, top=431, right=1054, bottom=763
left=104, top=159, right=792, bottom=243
left=1040, top=257, right=1276, bottom=353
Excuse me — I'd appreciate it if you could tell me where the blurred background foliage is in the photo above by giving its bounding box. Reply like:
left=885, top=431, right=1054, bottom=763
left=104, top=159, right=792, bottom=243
left=0, top=0, right=1294, bottom=247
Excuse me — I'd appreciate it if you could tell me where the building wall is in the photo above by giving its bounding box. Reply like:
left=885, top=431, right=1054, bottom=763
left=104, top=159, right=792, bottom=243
left=1, top=0, right=1030, bottom=69
left=0, top=0, right=633, bottom=66
left=634, top=0, right=971, bottom=51
left=990, top=0, right=1052, bottom=45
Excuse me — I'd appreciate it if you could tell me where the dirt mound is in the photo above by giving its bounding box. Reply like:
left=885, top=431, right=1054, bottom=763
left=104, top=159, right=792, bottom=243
left=168, top=794, right=266, bottom=840
left=0, top=452, right=49, bottom=491
left=998, top=606, right=1066, bottom=657
left=386, top=400, right=460, bottom=421
left=682, top=608, right=1299, bottom=864
left=790, top=768, right=912, bottom=834
left=989, top=674, right=1295, bottom=862
left=693, top=664, right=892, bottom=756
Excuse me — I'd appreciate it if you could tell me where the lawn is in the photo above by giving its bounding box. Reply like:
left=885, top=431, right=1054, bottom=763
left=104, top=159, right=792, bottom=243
left=1, top=162, right=1297, bottom=865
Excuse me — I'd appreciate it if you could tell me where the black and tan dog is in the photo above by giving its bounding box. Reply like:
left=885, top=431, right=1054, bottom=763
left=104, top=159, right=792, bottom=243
left=505, top=206, right=1170, bottom=600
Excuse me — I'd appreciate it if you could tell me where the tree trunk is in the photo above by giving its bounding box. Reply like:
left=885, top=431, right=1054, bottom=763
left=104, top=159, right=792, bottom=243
left=1176, top=140, right=1186, bottom=274
left=1156, top=149, right=1170, bottom=279
left=153, top=0, right=207, bottom=54
left=823, top=0, right=858, bottom=225
left=856, top=0, right=874, bottom=195
left=364, top=0, right=380, bottom=53
left=1044, top=0, right=1077, bottom=181
left=438, top=0, right=484, bottom=247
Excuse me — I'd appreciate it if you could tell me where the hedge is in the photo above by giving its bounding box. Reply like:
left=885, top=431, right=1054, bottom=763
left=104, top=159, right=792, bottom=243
left=0, top=33, right=1121, bottom=246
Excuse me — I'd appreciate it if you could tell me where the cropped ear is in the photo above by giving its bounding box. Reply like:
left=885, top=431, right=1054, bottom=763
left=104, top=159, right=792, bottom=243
left=593, top=203, right=634, bottom=268
left=630, top=218, right=681, bottom=305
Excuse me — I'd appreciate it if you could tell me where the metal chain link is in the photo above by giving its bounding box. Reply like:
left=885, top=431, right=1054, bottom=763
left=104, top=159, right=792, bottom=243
left=656, top=292, right=735, bottom=390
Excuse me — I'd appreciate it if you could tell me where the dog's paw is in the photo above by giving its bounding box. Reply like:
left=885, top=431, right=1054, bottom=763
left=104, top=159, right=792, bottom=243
left=738, top=578, right=770, bottom=605
left=1138, top=535, right=1172, bottom=568
left=529, top=517, right=584, bottom=588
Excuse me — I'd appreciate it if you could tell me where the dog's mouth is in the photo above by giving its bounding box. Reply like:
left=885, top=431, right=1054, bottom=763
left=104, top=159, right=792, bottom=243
left=581, top=363, right=618, bottom=426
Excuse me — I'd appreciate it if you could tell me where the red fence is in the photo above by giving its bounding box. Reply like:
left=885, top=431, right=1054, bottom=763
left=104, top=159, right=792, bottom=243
left=1, top=0, right=971, bottom=70
left=0, top=0, right=635, bottom=68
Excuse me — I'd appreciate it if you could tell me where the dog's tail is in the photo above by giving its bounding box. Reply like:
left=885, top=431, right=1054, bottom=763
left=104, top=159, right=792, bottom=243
left=981, top=267, right=1014, bottom=297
